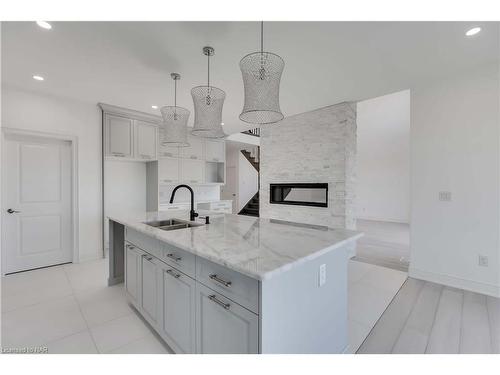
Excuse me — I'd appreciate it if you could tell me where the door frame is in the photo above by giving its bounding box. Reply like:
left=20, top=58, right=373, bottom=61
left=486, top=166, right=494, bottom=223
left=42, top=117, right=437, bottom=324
left=1, top=127, right=80, bottom=275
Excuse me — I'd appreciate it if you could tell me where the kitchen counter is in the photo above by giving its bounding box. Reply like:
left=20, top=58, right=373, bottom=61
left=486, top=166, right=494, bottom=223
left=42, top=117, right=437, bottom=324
left=107, top=211, right=363, bottom=353
left=108, top=210, right=362, bottom=281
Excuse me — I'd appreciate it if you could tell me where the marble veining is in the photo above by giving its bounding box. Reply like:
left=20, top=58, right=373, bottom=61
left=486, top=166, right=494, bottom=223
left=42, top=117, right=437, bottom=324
left=108, top=211, right=363, bottom=281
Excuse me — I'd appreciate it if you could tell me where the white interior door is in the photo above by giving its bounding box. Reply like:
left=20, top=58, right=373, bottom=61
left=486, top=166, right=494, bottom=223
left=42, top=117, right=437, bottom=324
left=2, top=133, right=73, bottom=274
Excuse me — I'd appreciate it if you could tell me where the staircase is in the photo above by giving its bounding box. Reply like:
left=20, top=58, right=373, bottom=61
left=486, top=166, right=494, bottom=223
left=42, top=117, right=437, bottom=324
left=239, top=192, right=260, bottom=217
left=239, top=147, right=260, bottom=217
left=240, top=149, right=259, bottom=172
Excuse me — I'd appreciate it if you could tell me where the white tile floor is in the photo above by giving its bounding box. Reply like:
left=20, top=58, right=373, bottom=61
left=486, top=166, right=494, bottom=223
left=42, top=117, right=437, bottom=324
left=1, top=260, right=170, bottom=354
left=1, top=257, right=407, bottom=354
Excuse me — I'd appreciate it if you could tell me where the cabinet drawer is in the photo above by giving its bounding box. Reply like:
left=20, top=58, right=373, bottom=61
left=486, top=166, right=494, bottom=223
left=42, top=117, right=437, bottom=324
left=125, top=228, right=161, bottom=258
left=212, top=201, right=231, bottom=208
left=209, top=207, right=231, bottom=214
left=197, top=201, right=232, bottom=213
left=196, top=257, right=259, bottom=314
left=195, top=283, right=258, bottom=354
left=160, top=242, right=196, bottom=278
left=159, top=203, right=190, bottom=211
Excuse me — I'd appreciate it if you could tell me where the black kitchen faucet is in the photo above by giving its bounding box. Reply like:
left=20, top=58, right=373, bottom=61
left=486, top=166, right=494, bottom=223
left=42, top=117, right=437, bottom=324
left=169, top=184, right=199, bottom=221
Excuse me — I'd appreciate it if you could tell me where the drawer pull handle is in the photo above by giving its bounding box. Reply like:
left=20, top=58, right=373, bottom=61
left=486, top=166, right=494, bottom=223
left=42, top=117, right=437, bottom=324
left=143, top=255, right=153, bottom=261
left=190, top=155, right=198, bottom=159
left=166, top=269, right=181, bottom=278
left=209, top=274, right=232, bottom=288
left=126, top=244, right=135, bottom=249
left=208, top=294, right=230, bottom=310
left=167, top=253, right=182, bottom=262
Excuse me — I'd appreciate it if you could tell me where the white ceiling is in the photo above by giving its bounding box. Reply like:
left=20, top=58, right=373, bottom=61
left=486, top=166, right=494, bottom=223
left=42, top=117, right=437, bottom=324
left=2, top=21, right=498, bottom=135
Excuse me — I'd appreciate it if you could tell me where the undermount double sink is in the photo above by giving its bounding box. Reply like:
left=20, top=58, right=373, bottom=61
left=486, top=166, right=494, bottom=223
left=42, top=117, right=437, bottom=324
left=143, top=218, right=204, bottom=231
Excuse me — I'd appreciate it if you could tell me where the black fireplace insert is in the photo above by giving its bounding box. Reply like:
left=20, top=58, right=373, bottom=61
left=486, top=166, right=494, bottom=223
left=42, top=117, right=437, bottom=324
left=269, top=183, right=328, bottom=208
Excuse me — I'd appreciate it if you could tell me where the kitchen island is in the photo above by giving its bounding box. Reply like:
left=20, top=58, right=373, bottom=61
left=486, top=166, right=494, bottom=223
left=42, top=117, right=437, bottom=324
left=108, top=210, right=362, bottom=354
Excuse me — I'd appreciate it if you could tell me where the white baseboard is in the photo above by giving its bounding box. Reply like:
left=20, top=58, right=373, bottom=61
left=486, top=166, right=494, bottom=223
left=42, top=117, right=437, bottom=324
left=77, top=251, right=104, bottom=263
left=409, top=266, right=500, bottom=298
left=356, top=215, right=409, bottom=224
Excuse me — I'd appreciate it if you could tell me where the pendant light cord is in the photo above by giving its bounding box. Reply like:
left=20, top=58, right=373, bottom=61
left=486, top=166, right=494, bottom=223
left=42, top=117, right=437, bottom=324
left=261, top=21, right=264, bottom=54
left=174, top=78, right=177, bottom=108
left=207, top=53, right=210, bottom=88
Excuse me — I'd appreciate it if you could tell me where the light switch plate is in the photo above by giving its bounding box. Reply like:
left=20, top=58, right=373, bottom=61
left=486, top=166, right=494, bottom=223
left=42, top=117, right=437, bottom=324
left=439, top=191, right=452, bottom=201
left=319, top=264, right=327, bottom=287
left=478, top=255, right=489, bottom=267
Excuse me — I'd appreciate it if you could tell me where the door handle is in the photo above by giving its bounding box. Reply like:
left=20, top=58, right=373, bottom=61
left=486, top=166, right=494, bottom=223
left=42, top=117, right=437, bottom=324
left=7, top=209, right=20, bottom=214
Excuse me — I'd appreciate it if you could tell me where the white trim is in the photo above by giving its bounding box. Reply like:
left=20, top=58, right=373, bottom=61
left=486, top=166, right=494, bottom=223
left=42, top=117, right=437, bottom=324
left=98, top=103, right=161, bottom=125
left=409, top=266, right=500, bottom=298
left=1, top=127, right=80, bottom=274
left=355, top=215, right=409, bottom=224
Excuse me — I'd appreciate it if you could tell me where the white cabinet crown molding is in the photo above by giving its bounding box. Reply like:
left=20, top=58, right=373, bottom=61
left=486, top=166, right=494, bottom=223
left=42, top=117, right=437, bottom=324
left=99, top=103, right=162, bottom=125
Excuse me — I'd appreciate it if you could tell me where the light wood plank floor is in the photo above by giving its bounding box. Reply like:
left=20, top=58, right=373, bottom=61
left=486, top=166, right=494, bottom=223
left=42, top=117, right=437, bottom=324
left=357, top=278, right=500, bottom=354
left=355, top=219, right=410, bottom=272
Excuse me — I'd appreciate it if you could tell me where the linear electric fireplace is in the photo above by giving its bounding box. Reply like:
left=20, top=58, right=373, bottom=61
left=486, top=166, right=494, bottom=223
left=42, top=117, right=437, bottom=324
left=270, top=183, right=328, bottom=208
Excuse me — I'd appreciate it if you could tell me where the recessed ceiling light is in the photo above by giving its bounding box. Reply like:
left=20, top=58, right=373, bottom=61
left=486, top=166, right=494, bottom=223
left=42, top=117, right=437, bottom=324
left=151, top=105, right=158, bottom=109
left=221, top=122, right=224, bottom=126
left=466, top=27, right=481, bottom=36
left=33, top=75, right=44, bottom=81
left=36, top=21, right=52, bottom=30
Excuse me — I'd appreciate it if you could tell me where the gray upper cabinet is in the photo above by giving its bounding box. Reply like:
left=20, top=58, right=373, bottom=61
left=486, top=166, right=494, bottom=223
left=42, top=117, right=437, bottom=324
left=181, top=135, right=204, bottom=160
left=158, top=127, right=180, bottom=158
left=105, top=114, right=134, bottom=158
left=196, top=283, right=259, bottom=354
left=160, top=264, right=196, bottom=353
left=141, top=254, right=160, bottom=325
left=158, top=157, right=180, bottom=184
left=135, top=121, right=157, bottom=160
left=205, top=140, right=225, bottom=162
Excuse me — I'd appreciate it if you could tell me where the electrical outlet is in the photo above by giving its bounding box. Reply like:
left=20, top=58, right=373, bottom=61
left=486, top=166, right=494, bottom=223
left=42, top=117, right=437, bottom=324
left=478, top=255, right=489, bottom=267
left=319, top=264, right=327, bottom=287
left=439, top=191, right=452, bottom=201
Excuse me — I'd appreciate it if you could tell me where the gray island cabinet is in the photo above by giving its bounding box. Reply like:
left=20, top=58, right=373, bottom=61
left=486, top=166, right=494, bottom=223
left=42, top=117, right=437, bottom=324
left=108, top=211, right=362, bottom=354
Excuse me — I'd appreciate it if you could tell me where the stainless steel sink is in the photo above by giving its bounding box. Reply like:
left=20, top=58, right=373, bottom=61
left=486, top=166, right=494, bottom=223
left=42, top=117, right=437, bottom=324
left=143, top=218, right=203, bottom=231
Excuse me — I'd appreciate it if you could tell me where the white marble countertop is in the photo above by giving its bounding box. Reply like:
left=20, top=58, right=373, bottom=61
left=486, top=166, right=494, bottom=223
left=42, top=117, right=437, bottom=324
left=108, top=211, right=363, bottom=281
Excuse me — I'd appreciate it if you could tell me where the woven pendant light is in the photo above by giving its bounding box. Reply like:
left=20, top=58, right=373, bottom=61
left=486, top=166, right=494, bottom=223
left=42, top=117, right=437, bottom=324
left=239, top=21, right=284, bottom=124
left=160, top=73, right=190, bottom=147
left=191, top=46, right=226, bottom=138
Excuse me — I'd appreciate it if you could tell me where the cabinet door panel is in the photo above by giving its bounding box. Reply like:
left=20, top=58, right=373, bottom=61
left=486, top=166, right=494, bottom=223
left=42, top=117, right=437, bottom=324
left=141, top=255, right=159, bottom=324
left=162, top=267, right=196, bottom=353
left=196, top=283, right=258, bottom=354
left=158, top=158, right=180, bottom=184
left=106, top=115, right=134, bottom=157
left=181, top=135, right=204, bottom=160
left=158, top=127, right=180, bottom=158
left=180, top=159, right=204, bottom=184
left=135, top=121, right=157, bottom=160
left=125, top=243, right=141, bottom=305
left=205, top=140, right=225, bottom=162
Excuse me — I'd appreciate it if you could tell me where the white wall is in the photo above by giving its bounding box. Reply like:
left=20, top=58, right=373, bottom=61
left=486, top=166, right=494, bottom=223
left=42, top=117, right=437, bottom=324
left=1, top=86, right=102, bottom=262
left=410, top=63, right=500, bottom=297
left=104, top=160, right=146, bottom=249
left=356, top=90, right=410, bottom=223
